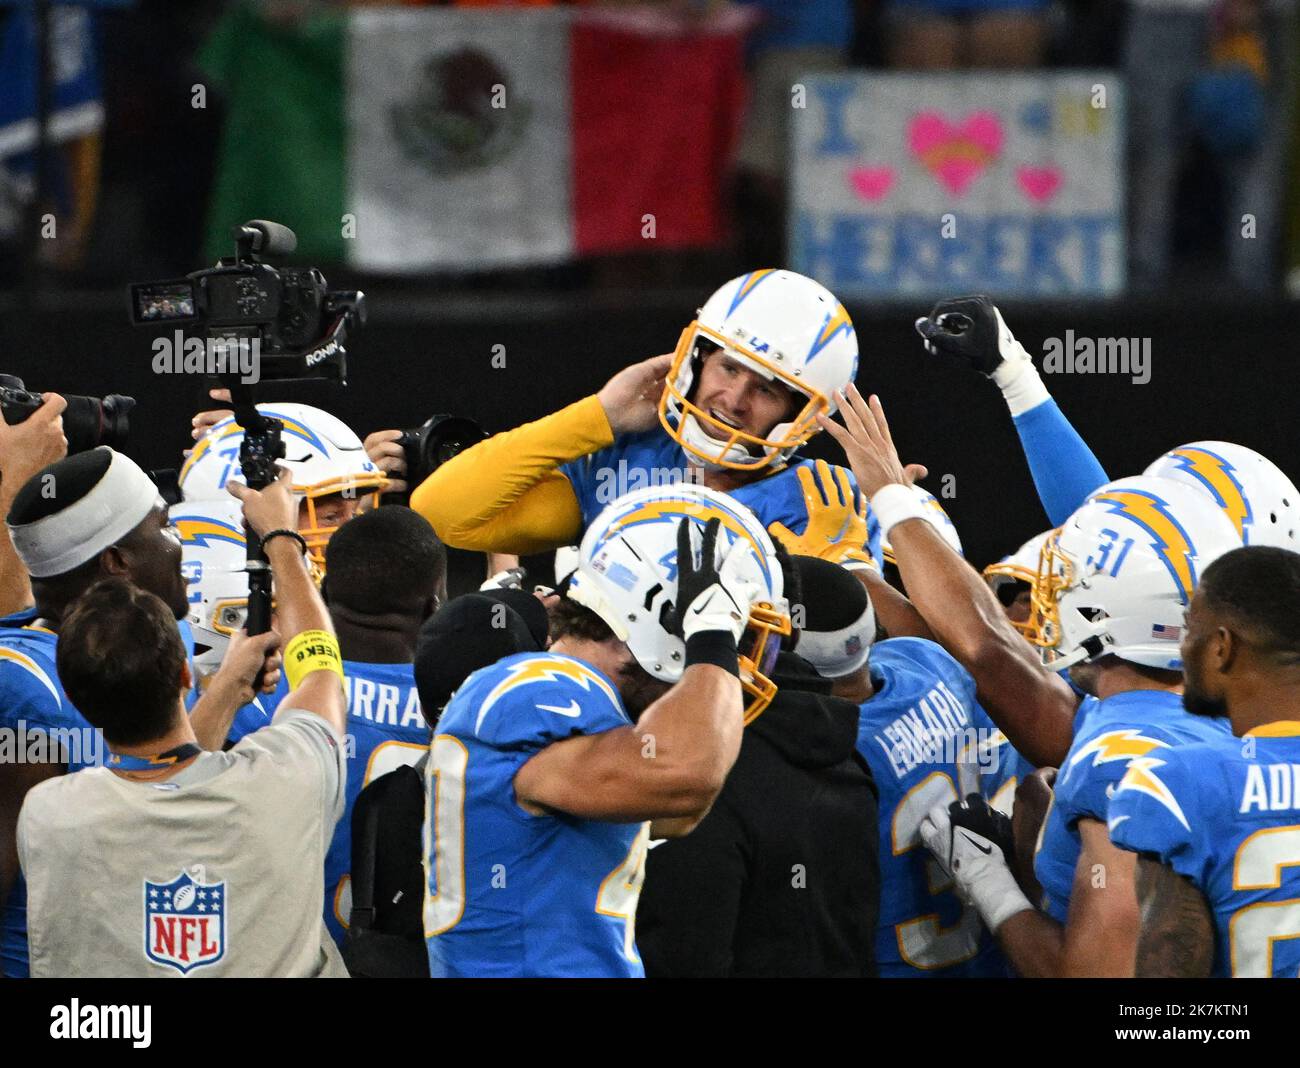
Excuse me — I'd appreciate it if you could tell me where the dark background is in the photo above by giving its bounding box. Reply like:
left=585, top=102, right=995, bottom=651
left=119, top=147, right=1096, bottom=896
left=2, top=290, right=1287, bottom=572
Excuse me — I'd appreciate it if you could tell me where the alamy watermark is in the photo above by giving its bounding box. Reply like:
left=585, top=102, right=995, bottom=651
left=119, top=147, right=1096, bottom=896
left=594, top=460, right=702, bottom=505
left=151, top=331, right=260, bottom=384
left=1041, top=330, right=1150, bottom=385
left=0, top=721, right=104, bottom=766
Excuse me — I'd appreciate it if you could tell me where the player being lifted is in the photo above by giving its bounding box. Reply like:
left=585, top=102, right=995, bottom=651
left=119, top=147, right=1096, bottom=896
left=819, top=384, right=1242, bottom=976
left=377, top=271, right=926, bottom=632
left=423, top=484, right=789, bottom=977
left=1109, top=546, right=1300, bottom=977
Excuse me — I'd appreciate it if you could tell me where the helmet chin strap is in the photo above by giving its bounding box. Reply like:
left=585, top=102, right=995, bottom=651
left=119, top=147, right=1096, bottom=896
left=680, top=413, right=773, bottom=470
left=1047, top=615, right=1111, bottom=670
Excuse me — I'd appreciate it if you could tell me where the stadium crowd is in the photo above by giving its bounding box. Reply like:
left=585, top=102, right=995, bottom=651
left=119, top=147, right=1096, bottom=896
left=2, top=270, right=1300, bottom=977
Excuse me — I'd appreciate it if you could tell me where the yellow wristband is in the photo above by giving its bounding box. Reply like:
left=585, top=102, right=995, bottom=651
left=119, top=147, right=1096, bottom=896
left=284, top=629, right=344, bottom=690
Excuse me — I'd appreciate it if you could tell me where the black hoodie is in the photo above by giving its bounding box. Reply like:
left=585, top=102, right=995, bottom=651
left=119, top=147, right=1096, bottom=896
left=637, top=653, right=880, bottom=977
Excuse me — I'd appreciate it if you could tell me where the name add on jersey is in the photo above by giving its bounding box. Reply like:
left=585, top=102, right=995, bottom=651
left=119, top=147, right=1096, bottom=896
left=1109, top=723, right=1300, bottom=977
left=1034, top=689, right=1232, bottom=923
left=425, top=652, right=648, bottom=978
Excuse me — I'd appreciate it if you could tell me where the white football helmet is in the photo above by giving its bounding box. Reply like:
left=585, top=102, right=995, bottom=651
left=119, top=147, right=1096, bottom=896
left=1025, top=475, right=1242, bottom=670
left=1143, top=441, right=1300, bottom=550
left=173, top=498, right=254, bottom=676
left=659, top=269, right=859, bottom=471
left=567, top=483, right=791, bottom=723
left=178, top=403, right=386, bottom=567
left=881, top=486, right=962, bottom=565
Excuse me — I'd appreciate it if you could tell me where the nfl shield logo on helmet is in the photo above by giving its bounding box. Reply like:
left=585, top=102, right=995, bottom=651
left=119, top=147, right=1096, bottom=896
left=143, top=869, right=226, bottom=974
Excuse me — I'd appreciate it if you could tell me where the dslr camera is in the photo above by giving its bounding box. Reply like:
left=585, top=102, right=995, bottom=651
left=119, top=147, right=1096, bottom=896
left=0, top=375, right=134, bottom=455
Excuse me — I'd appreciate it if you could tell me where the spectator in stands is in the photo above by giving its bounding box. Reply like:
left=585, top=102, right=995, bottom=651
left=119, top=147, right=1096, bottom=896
left=883, top=0, right=1050, bottom=68
left=733, top=0, right=857, bottom=265
left=1125, top=0, right=1295, bottom=292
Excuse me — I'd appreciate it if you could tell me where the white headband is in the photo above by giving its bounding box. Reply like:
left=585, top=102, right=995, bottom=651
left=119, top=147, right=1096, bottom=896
left=8, top=449, right=163, bottom=578
left=798, top=598, right=876, bottom=680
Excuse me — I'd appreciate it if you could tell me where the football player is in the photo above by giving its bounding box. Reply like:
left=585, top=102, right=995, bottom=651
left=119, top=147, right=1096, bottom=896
left=394, top=270, right=907, bottom=574
left=794, top=557, right=1014, bottom=977
left=182, top=401, right=387, bottom=570
left=820, top=387, right=1242, bottom=975
left=424, top=484, right=788, bottom=977
left=311, top=506, right=444, bottom=948
left=983, top=531, right=1051, bottom=633
left=1109, top=546, right=1300, bottom=977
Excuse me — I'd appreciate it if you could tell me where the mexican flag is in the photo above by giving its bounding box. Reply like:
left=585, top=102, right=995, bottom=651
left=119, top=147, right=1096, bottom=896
left=200, top=4, right=750, bottom=272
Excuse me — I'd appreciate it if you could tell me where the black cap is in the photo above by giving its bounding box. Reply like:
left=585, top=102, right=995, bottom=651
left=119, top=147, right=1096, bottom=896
left=414, top=594, right=541, bottom=725
left=793, top=556, right=870, bottom=632
left=478, top=586, right=550, bottom=651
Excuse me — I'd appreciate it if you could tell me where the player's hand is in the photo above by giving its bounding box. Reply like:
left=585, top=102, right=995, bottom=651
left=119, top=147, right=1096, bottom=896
left=817, top=385, right=927, bottom=500
left=211, top=628, right=283, bottom=706
left=672, top=516, right=758, bottom=644
left=0, top=393, right=67, bottom=502
left=920, top=793, right=1033, bottom=933
left=767, top=459, right=872, bottom=567
left=363, top=429, right=408, bottom=495
left=597, top=354, right=673, bottom=436
left=915, top=295, right=1034, bottom=385
left=226, top=464, right=298, bottom=541
left=191, top=387, right=234, bottom=442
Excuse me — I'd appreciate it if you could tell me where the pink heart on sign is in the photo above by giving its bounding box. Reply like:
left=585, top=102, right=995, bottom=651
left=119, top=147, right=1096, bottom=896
left=907, top=111, right=1004, bottom=196
left=848, top=166, right=895, bottom=202
left=1017, top=166, right=1063, bottom=203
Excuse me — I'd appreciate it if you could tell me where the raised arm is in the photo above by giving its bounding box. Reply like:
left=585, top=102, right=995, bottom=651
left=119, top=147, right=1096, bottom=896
left=227, top=466, right=345, bottom=737
left=916, top=296, right=1109, bottom=526
left=408, top=355, right=671, bottom=554
left=819, top=385, right=1077, bottom=768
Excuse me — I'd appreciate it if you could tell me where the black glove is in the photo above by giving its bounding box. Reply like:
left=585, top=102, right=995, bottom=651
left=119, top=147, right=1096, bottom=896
left=668, top=516, right=751, bottom=644
left=914, top=295, right=1008, bottom=376
left=948, top=791, right=1016, bottom=865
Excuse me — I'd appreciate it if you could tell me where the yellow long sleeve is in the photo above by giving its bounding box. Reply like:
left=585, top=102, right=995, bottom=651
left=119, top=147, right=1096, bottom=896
left=410, top=395, right=614, bottom=555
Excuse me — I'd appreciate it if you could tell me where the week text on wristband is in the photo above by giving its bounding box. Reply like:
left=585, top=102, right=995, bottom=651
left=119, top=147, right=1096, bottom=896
left=284, top=628, right=344, bottom=690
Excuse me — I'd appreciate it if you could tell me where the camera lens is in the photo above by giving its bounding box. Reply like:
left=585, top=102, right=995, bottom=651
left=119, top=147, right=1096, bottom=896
left=61, top=393, right=135, bottom=455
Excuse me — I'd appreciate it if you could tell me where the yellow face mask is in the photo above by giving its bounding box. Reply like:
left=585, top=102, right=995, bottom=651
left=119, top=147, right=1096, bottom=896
left=658, top=324, right=829, bottom=472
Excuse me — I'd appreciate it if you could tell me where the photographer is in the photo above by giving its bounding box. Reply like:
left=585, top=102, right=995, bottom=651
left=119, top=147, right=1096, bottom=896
left=0, top=447, right=280, bottom=978
left=17, top=464, right=349, bottom=977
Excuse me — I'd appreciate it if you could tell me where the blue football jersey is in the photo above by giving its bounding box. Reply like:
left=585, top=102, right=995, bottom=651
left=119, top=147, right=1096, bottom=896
left=1109, top=723, right=1300, bottom=977
left=856, top=638, right=1014, bottom=977
left=426, top=652, right=647, bottom=978
left=561, top=427, right=882, bottom=568
left=0, top=610, right=197, bottom=977
left=0, top=613, right=96, bottom=978
left=323, top=660, right=428, bottom=946
left=1034, top=690, right=1232, bottom=923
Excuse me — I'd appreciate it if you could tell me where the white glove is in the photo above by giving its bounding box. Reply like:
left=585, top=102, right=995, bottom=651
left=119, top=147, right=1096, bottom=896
left=920, top=797, right=1033, bottom=933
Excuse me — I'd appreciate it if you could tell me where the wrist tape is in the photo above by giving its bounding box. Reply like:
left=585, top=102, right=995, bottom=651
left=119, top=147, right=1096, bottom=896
left=869, top=483, right=942, bottom=544
left=284, top=629, right=344, bottom=690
